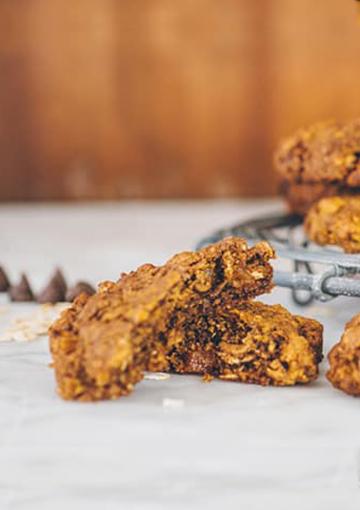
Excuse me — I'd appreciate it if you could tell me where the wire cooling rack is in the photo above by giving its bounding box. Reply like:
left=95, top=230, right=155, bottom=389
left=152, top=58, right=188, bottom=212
left=196, top=213, right=360, bottom=306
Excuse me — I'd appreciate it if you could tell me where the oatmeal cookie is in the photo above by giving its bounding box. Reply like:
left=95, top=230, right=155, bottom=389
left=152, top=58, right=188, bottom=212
left=49, top=237, right=275, bottom=401
left=275, top=120, right=360, bottom=214
left=49, top=238, right=324, bottom=401
left=279, top=181, right=358, bottom=216
left=327, top=313, right=360, bottom=396
left=305, top=195, right=360, bottom=253
left=148, top=299, right=323, bottom=386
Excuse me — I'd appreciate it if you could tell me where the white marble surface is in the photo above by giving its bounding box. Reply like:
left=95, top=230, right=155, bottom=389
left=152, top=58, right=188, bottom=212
left=0, top=200, right=359, bottom=509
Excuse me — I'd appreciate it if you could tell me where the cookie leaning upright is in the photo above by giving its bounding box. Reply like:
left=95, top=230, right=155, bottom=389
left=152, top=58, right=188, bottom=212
left=274, top=119, right=360, bottom=215
left=327, top=313, right=360, bottom=396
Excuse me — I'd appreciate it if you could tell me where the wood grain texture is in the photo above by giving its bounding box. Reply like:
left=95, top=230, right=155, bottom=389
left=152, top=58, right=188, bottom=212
left=0, top=0, right=360, bottom=200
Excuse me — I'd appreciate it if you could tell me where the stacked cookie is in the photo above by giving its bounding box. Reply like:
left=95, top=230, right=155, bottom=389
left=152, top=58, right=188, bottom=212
left=275, top=119, right=360, bottom=253
left=275, top=119, right=360, bottom=397
left=275, top=119, right=360, bottom=216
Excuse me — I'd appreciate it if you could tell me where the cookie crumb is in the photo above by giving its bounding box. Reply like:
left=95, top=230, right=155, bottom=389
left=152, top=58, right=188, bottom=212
left=162, top=398, right=185, bottom=410
left=144, top=372, right=170, bottom=381
left=202, top=373, right=214, bottom=382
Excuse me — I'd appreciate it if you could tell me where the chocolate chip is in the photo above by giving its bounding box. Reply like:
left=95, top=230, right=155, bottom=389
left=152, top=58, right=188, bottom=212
left=0, top=266, right=10, bottom=292
left=52, top=268, right=67, bottom=295
left=9, top=274, right=35, bottom=302
left=66, top=281, right=95, bottom=302
left=37, top=269, right=67, bottom=304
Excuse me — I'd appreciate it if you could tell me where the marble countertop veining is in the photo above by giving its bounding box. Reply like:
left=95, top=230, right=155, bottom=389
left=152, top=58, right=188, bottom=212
left=0, top=200, right=359, bottom=510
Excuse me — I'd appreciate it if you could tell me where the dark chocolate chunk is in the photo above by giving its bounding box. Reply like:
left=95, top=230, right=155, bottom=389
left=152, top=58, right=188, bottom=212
left=65, top=281, right=96, bottom=302
left=37, top=283, right=65, bottom=304
left=0, top=266, right=10, bottom=292
left=9, top=274, right=35, bottom=302
left=37, top=269, right=67, bottom=304
left=52, top=268, right=67, bottom=295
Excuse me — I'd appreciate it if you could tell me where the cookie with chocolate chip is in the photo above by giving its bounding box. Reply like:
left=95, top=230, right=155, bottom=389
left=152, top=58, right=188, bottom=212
left=275, top=119, right=360, bottom=214
left=49, top=237, right=323, bottom=402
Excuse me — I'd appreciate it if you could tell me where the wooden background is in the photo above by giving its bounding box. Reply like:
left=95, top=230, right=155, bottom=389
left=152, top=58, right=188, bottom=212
left=1, top=0, right=360, bottom=201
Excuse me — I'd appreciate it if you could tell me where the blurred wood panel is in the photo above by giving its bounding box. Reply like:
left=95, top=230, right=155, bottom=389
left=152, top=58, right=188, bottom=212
left=0, top=0, right=360, bottom=200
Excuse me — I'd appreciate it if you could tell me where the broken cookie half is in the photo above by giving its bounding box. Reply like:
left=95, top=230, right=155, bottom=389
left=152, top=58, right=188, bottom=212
left=49, top=237, right=323, bottom=401
left=148, top=300, right=322, bottom=387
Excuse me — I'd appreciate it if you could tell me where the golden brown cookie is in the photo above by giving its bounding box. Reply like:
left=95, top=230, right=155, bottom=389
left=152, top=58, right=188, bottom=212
left=148, top=299, right=323, bottom=387
left=327, top=313, right=360, bottom=396
left=275, top=120, right=360, bottom=214
left=49, top=238, right=324, bottom=401
left=50, top=237, right=325, bottom=401
left=305, top=195, right=360, bottom=253
left=49, top=237, right=275, bottom=401
left=279, top=181, right=358, bottom=216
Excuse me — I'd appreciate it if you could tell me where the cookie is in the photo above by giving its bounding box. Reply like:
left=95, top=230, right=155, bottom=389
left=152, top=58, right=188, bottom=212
left=275, top=119, right=360, bottom=214
left=327, top=312, right=360, bottom=396
left=305, top=195, right=360, bottom=253
left=279, top=181, right=360, bottom=216
left=49, top=237, right=324, bottom=401
left=49, top=237, right=275, bottom=401
left=148, top=299, right=323, bottom=387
